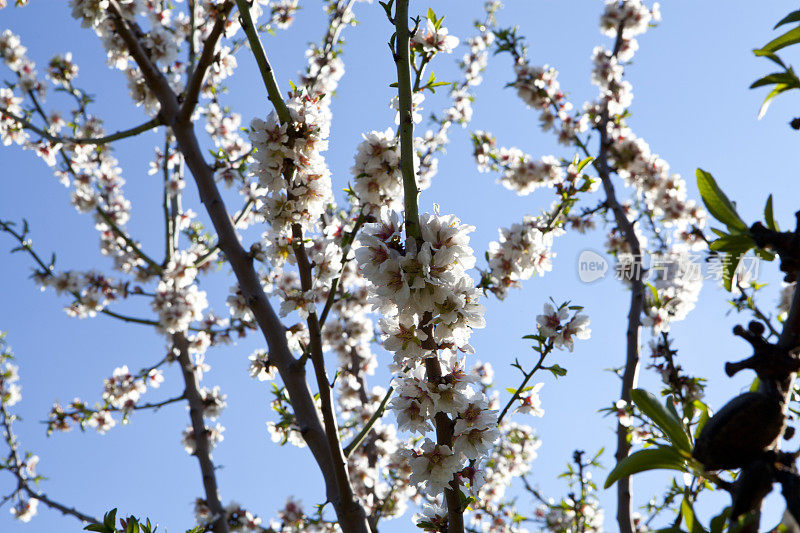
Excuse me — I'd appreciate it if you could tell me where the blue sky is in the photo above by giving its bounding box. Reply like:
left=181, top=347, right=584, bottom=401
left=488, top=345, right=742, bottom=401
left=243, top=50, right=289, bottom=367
left=1, top=1, right=800, bottom=531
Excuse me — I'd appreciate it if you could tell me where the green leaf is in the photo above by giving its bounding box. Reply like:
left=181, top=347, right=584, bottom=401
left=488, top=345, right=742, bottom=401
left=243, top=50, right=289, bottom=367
left=765, top=194, right=778, bottom=231
left=775, top=10, right=800, bottom=29
left=126, top=519, right=140, bottom=533
left=723, top=250, right=747, bottom=292
left=630, top=389, right=693, bottom=453
left=754, top=26, right=800, bottom=56
left=576, top=156, right=594, bottom=173
left=696, top=169, right=747, bottom=231
left=666, top=395, right=682, bottom=421
left=692, top=400, right=711, bottom=439
left=104, top=509, right=118, bottom=531
left=754, top=247, right=776, bottom=261
left=682, top=497, right=709, bottom=533
left=84, top=525, right=108, bottom=533
left=457, top=488, right=475, bottom=509
left=708, top=233, right=755, bottom=253
left=646, top=283, right=661, bottom=307
left=749, top=70, right=800, bottom=89
left=545, top=364, right=567, bottom=378
left=709, top=507, right=731, bottom=533
left=604, top=447, right=687, bottom=489
left=758, top=83, right=794, bottom=119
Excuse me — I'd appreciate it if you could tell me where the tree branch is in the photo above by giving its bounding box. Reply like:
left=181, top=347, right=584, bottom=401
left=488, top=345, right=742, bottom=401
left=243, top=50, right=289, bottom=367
left=561, top=24, right=645, bottom=533
left=232, top=0, right=292, bottom=123
left=342, top=385, right=392, bottom=458
left=394, top=0, right=421, bottom=243
left=394, top=2, right=463, bottom=531
left=496, top=350, right=547, bottom=426
left=103, top=4, right=352, bottom=527
left=290, top=224, right=370, bottom=533
left=173, top=333, right=229, bottom=533
left=598, top=116, right=645, bottom=533
left=178, top=1, right=235, bottom=121
left=0, top=402, right=100, bottom=525
left=0, top=108, right=161, bottom=145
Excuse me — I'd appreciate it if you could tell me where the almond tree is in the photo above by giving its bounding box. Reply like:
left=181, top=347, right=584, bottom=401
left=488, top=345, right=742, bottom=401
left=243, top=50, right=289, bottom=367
left=1, top=2, right=788, bottom=533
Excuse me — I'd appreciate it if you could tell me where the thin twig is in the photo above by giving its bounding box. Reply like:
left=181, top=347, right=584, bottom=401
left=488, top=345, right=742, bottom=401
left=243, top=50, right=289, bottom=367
left=0, top=402, right=100, bottom=525
left=342, top=386, right=393, bottom=458
left=179, top=1, right=234, bottom=121
left=0, top=107, right=161, bottom=145
left=173, top=333, right=229, bottom=533
left=233, top=0, right=292, bottom=123
left=496, top=351, right=547, bottom=425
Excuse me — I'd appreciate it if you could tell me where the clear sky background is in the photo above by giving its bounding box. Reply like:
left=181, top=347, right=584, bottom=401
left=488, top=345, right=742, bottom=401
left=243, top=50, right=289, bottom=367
left=1, top=1, right=800, bottom=532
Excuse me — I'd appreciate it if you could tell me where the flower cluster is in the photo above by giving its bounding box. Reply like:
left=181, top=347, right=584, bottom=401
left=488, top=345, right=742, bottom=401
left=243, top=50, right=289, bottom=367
left=46, top=53, right=79, bottom=87
left=0, top=87, right=26, bottom=146
left=204, top=102, right=253, bottom=187
left=600, top=0, right=660, bottom=42
left=355, top=208, right=497, bottom=504
left=266, top=383, right=308, bottom=449
left=536, top=303, right=591, bottom=352
left=182, top=423, right=225, bottom=455
left=484, top=216, right=564, bottom=300
left=220, top=501, right=264, bottom=533
left=356, top=210, right=485, bottom=362
left=608, top=130, right=706, bottom=240
left=536, top=499, right=604, bottom=533
left=0, top=337, right=42, bottom=523
left=414, top=4, right=498, bottom=191
left=413, top=18, right=460, bottom=54
left=512, top=60, right=588, bottom=145
left=249, top=90, right=333, bottom=235
left=468, top=422, right=542, bottom=531
left=103, top=365, right=148, bottom=409
left=1, top=31, right=147, bottom=279
left=0, top=340, right=21, bottom=408
left=350, top=128, right=403, bottom=215
left=460, top=28, right=495, bottom=88
left=444, top=30, right=494, bottom=126
left=248, top=349, right=277, bottom=382
left=640, top=252, right=703, bottom=334
left=590, top=1, right=706, bottom=335
left=152, top=252, right=210, bottom=334
left=46, top=363, right=165, bottom=435
left=474, top=137, right=564, bottom=196
left=36, top=269, right=127, bottom=319
left=299, top=1, right=354, bottom=98
left=0, top=29, right=43, bottom=96
left=266, top=0, right=300, bottom=31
